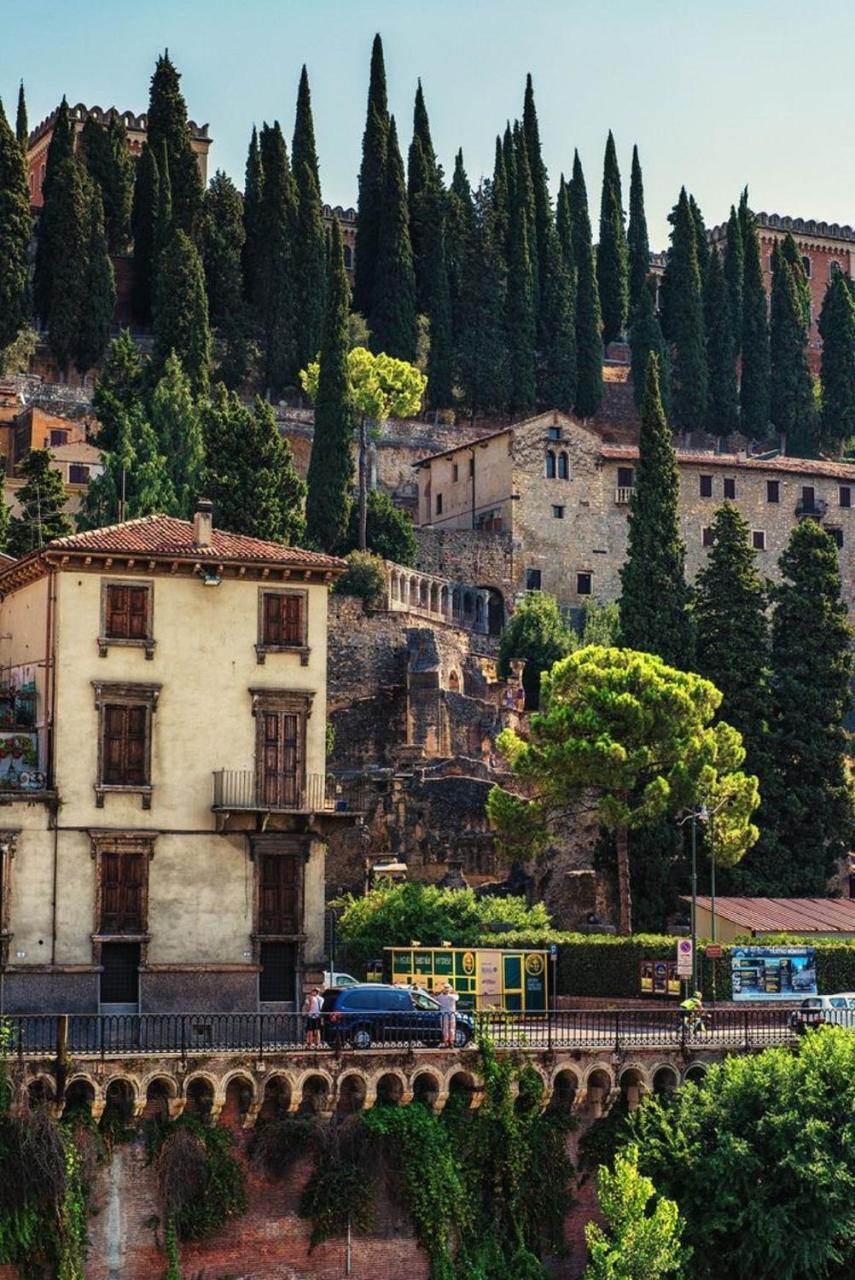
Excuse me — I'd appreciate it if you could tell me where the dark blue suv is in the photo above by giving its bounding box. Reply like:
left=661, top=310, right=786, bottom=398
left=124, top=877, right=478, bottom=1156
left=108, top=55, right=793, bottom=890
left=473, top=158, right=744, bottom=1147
left=321, top=983, right=474, bottom=1049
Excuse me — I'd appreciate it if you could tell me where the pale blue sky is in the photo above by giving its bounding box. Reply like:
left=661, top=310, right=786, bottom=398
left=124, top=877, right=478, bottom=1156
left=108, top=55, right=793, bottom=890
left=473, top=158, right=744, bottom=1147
left=4, top=0, right=854, bottom=247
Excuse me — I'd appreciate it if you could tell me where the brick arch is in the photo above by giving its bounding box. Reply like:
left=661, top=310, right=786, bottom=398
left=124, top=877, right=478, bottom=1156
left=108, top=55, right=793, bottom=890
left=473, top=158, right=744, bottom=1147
left=682, top=1061, right=709, bottom=1086
left=218, top=1068, right=259, bottom=1107
left=141, top=1071, right=179, bottom=1100
left=411, top=1070, right=442, bottom=1109
left=583, top=1063, right=615, bottom=1093
left=368, top=1067, right=409, bottom=1107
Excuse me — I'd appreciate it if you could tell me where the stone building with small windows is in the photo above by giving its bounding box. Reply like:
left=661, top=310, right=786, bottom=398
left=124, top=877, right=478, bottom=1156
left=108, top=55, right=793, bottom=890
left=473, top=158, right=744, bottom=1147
left=0, top=503, right=352, bottom=1015
left=414, top=410, right=855, bottom=615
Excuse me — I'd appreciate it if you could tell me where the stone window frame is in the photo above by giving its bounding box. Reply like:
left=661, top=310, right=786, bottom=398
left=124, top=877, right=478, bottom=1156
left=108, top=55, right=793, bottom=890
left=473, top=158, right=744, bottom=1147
left=255, top=588, right=310, bottom=666
left=0, top=830, right=19, bottom=967
left=89, top=830, right=156, bottom=967
left=251, top=687, right=314, bottom=807
left=98, top=578, right=156, bottom=659
left=92, top=681, right=161, bottom=809
left=752, top=530, right=767, bottom=551
left=576, top=571, right=593, bottom=596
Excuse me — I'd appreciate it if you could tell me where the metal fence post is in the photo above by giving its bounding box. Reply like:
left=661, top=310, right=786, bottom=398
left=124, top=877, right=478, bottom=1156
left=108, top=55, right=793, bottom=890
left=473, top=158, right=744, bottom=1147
left=547, top=1005, right=553, bottom=1053
left=744, top=1009, right=750, bottom=1052
left=614, top=1011, right=621, bottom=1054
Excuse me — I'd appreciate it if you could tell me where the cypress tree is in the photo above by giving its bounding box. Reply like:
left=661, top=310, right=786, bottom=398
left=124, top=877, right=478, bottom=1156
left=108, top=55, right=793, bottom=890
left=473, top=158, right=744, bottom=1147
left=446, top=149, right=473, bottom=380
left=154, top=140, right=173, bottom=256
left=149, top=351, right=205, bottom=516
left=256, top=121, right=298, bottom=394
left=145, top=51, right=202, bottom=234
left=92, top=330, right=148, bottom=452
left=354, top=33, right=389, bottom=320
left=8, top=449, right=73, bottom=554
left=407, top=79, right=438, bottom=312
left=306, top=218, right=354, bottom=552
left=749, top=521, right=854, bottom=895
left=152, top=229, right=210, bottom=394
left=33, top=97, right=73, bottom=325
left=458, top=183, right=510, bottom=417
left=780, top=232, right=811, bottom=331
left=667, top=187, right=708, bottom=433
left=818, top=271, right=855, bottom=455
left=626, top=145, right=649, bottom=320
left=242, top=126, right=263, bottom=305
left=491, top=135, right=510, bottom=251
left=740, top=207, right=770, bottom=438
left=80, top=403, right=176, bottom=528
left=537, top=221, right=576, bottom=411
left=0, top=98, right=32, bottom=351
left=407, top=82, right=453, bottom=406
left=200, top=171, right=249, bottom=387
left=15, top=82, right=27, bottom=151
left=522, top=74, right=549, bottom=320
left=202, top=388, right=306, bottom=545
left=131, top=145, right=159, bottom=324
left=556, top=175, right=574, bottom=276
left=723, top=204, right=744, bottom=356
left=695, top=502, right=771, bottom=801
left=689, top=193, right=709, bottom=284
left=80, top=114, right=133, bottom=251
left=770, top=242, right=815, bottom=455
left=629, top=275, right=670, bottom=417
left=74, top=185, right=116, bottom=376
left=704, top=245, right=738, bottom=435
left=569, top=151, right=603, bottom=418
left=45, top=155, right=89, bottom=378
left=371, top=117, right=417, bottom=362
left=292, top=65, right=326, bottom=373
left=506, top=122, right=536, bottom=416
left=597, top=130, right=629, bottom=346
left=618, top=353, right=693, bottom=667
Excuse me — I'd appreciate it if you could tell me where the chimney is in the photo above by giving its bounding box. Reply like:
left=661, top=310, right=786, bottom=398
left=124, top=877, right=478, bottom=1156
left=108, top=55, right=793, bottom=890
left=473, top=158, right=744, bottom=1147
left=193, top=498, right=214, bottom=548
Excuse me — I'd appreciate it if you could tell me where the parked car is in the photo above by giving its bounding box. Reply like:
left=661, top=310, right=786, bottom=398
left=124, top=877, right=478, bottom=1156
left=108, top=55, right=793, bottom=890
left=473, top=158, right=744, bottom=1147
left=789, top=994, right=855, bottom=1033
left=321, top=983, right=474, bottom=1049
left=323, top=971, right=360, bottom=988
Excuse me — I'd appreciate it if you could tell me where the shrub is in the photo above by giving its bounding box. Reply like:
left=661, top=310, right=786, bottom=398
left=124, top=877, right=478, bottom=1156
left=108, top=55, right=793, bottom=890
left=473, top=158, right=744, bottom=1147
left=333, top=550, right=386, bottom=606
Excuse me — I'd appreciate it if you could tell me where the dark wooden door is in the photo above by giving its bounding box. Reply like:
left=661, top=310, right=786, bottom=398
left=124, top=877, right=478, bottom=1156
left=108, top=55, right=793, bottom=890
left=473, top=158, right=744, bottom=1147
left=259, top=711, right=302, bottom=809
left=100, top=852, right=143, bottom=934
left=100, top=942, right=140, bottom=1006
left=258, top=855, right=299, bottom=934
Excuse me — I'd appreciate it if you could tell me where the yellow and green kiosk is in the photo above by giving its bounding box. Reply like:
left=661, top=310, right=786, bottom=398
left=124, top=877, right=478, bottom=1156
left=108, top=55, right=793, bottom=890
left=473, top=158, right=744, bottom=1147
left=384, top=946, right=548, bottom=1012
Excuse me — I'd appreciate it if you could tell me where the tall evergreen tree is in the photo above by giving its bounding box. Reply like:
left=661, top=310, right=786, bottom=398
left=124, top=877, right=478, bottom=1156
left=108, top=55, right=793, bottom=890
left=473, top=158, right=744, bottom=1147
left=45, top=155, right=89, bottom=378
left=704, top=245, right=738, bottom=435
left=556, top=175, right=574, bottom=276
left=149, top=351, right=205, bottom=516
left=446, top=149, right=473, bottom=380
left=306, top=218, right=354, bottom=552
left=256, top=121, right=298, bottom=393
left=354, top=33, right=389, bottom=320
left=407, top=78, right=438, bottom=312
left=0, top=98, right=32, bottom=351
left=80, top=114, right=133, bottom=251
left=538, top=221, right=576, bottom=411
left=619, top=354, right=693, bottom=667
left=371, top=117, right=417, bottom=362
left=145, top=51, right=202, bottom=234
left=780, top=232, right=811, bottom=331
left=723, top=204, right=744, bottom=357
left=154, top=140, right=173, bottom=256
left=569, top=151, right=603, bottom=418
left=407, top=82, right=453, bottom=406
left=15, top=82, right=27, bottom=151
left=629, top=275, right=670, bottom=417
left=770, top=242, right=815, bottom=455
left=458, top=183, right=510, bottom=417
left=202, top=387, right=306, bottom=545
left=666, top=187, right=708, bottom=433
left=130, top=145, right=159, bottom=324
left=627, top=145, right=649, bottom=320
left=80, top=403, right=176, bottom=528
left=33, top=97, right=73, bottom=325
left=506, top=122, right=536, bottom=415
left=74, top=185, right=116, bottom=376
left=199, top=171, right=249, bottom=387
left=92, top=329, right=148, bottom=452
left=8, top=449, right=73, bottom=554
left=818, top=271, right=855, bottom=455
left=242, top=126, right=263, bottom=305
left=688, top=193, right=709, bottom=284
left=695, top=502, right=771, bottom=799
left=597, top=130, right=629, bottom=346
left=491, top=134, right=510, bottom=250
left=522, top=74, right=549, bottom=321
left=740, top=205, right=770, bottom=437
left=292, top=65, right=326, bottom=374
left=747, top=521, right=854, bottom=895
left=152, top=229, right=210, bottom=394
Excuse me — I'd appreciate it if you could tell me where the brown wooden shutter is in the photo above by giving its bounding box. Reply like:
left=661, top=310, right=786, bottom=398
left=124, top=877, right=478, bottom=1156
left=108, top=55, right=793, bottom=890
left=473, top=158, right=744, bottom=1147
left=100, top=851, right=144, bottom=933
left=125, top=706, right=147, bottom=784
left=282, top=713, right=300, bottom=806
left=103, top=706, right=128, bottom=784
left=283, top=595, right=303, bottom=645
left=258, top=855, right=299, bottom=933
left=103, top=704, right=148, bottom=786
left=106, top=585, right=129, bottom=638
left=263, top=594, right=283, bottom=645
left=128, top=587, right=149, bottom=639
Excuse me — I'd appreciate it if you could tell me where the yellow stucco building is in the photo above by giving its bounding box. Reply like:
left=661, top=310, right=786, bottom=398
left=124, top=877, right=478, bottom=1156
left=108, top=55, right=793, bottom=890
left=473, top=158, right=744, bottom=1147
left=0, top=503, right=348, bottom=1014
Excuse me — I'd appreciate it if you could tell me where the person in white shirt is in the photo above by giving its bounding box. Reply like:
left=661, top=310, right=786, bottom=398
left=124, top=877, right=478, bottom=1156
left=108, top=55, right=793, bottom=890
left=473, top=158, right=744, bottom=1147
left=436, top=982, right=459, bottom=1047
left=303, top=987, right=322, bottom=1047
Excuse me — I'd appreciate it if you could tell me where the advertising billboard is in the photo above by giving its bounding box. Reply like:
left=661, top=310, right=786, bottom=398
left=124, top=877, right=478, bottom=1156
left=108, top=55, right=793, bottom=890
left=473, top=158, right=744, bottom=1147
left=731, top=946, right=817, bottom=1001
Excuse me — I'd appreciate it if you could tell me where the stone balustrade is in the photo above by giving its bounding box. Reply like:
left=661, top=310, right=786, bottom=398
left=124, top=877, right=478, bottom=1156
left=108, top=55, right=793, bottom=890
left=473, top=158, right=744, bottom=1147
left=384, top=561, right=494, bottom=635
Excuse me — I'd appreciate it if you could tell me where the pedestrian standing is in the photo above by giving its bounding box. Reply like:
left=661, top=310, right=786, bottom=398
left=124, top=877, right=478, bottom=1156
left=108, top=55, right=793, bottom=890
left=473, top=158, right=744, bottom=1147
left=303, top=987, right=323, bottom=1047
left=436, top=982, right=459, bottom=1047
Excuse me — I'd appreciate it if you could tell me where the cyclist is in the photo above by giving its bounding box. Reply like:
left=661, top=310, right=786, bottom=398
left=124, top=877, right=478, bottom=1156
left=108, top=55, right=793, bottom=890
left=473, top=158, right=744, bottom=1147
left=680, top=990, right=706, bottom=1037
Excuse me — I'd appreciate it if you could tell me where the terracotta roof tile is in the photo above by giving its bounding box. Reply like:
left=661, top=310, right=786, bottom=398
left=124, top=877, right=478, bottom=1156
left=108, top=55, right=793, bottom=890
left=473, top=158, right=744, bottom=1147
left=42, top=514, right=345, bottom=569
left=600, top=445, right=855, bottom=482
left=693, top=896, right=855, bottom=933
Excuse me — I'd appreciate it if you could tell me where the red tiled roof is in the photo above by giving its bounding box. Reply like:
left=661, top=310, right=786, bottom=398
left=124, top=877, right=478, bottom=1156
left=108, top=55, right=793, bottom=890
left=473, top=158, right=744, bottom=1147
left=600, top=445, right=855, bottom=481
left=39, top=514, right=345, bottom=569
left=693, top=896, right=855, bottom=934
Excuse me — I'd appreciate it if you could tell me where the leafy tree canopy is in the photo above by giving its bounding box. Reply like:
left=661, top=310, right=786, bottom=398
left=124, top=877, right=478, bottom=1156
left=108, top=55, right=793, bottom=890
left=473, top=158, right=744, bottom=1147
left=344, top=489, right=416, bottom=564
left=497, top=591, right=573, bottom=710
left=583, top=1147, right=688, bottom=1280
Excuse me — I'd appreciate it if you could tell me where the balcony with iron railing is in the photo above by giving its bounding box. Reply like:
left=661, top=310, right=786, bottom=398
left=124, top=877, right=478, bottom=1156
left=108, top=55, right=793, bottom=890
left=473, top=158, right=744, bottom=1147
left=212, top=770, right=367, bottom=815
left=795, top=496, right=828, bottom=519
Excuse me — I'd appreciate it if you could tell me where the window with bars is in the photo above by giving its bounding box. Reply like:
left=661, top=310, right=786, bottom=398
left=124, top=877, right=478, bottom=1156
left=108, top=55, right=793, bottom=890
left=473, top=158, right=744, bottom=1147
left=100, top=582, right=154, bottom=657
left=258, top=592, right=308, bottom=664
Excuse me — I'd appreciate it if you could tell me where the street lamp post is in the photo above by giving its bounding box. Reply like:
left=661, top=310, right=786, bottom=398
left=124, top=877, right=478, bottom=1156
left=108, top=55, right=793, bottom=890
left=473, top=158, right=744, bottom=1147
left=690, top=811, right=698, bottom=991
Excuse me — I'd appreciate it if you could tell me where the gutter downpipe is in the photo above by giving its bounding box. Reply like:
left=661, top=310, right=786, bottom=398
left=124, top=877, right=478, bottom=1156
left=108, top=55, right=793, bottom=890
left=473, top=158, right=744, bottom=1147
left=47, top=566, right=59, bottom=967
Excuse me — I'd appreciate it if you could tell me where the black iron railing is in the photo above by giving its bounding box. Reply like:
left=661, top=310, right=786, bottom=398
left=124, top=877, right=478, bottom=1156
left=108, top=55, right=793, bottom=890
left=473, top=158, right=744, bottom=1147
left=2, top=1006, right=848, bottom=1060
left=211, top=771, right=368, bottom=814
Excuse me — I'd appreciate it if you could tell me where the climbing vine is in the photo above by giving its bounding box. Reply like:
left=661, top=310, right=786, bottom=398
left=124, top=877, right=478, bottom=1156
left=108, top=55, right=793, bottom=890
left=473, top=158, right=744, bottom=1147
left=149, top=1115, right=247, bottom=1242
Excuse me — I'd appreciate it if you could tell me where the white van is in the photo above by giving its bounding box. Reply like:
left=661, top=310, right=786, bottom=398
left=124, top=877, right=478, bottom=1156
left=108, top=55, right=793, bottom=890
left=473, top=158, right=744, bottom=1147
left=323, top=970, right=360, bottom=989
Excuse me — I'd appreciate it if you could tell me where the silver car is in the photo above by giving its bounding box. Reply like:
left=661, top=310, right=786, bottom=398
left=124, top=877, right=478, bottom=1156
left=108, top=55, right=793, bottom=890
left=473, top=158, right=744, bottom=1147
left=790, top=993, right=855, bottom=1033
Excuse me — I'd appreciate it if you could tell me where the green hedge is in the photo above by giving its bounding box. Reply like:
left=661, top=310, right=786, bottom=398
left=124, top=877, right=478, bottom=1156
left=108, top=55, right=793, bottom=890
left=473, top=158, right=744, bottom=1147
left=478, top=930, right=855, bottom=1001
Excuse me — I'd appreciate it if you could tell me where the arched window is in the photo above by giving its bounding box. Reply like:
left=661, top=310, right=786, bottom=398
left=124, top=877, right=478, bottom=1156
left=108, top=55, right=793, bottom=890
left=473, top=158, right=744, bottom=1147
left=557, top=451, right=569, bottom=479
left=801, top=255, right=812, bottom=279
left=545, top=450, right=556, bottom=478
left=343, top=244, right=353, bottom=270
left=830, top=260, right=843, bottom=280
